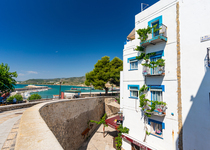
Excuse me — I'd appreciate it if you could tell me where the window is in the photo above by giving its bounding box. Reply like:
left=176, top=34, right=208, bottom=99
left=148, top=16, right=162, bottom=38
left=151, top=90, right=162, bottom=102
left=148, top=119, right=165, bottom=139
left=131, top=143, right=146, bottom=150
left=152, top=20, right=159, bottom=37
left=130, top=87, right=138, bottom=98
left=149, top=50, right=164, bottom=75
left=128, top=85, right=139, bottom=99
left=130, top=59, right=138, bottom=70
left=150, top=57, right=161, bottom=75
left=127, top=57, right=138, bottom=71
left=151, top=122, right=163, bottom=138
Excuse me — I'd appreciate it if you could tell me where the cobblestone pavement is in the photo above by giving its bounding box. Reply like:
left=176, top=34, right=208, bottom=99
left=0, top=108, right=26, bottom=150
left=79, top=124, right=118, bottom=150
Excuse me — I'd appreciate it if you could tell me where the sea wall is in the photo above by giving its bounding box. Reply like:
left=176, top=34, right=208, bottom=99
left=15, top=96, right=116, bottom=150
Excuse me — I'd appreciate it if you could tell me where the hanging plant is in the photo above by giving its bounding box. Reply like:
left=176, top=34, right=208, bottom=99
left=136, top=26, right=152, bottom=42
left=136, top=24, right=161, bottom=42
left=135, top=46, right=145, bottom=52
left=152, top=24, right=162, bottom=35
left=139, top=85, right=167, bottom=115
left=136, top=53, right=145, bottom=60
left=156, top=58, right=165, bottom=67
left=115, top=124, right=129, bottom=150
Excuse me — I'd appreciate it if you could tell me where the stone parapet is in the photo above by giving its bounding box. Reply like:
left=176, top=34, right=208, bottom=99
left=15, top=96, right=115, bottom=150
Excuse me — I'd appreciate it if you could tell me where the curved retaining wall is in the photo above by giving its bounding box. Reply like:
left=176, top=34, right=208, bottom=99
left=15, top=97, right=114, bottom=150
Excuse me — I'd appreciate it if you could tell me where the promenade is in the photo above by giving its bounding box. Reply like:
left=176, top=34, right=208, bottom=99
left=0, top=108, right=26, bottom=150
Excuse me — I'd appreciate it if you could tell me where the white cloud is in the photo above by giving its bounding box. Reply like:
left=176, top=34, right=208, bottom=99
left=27, top=71, right=38, bottom=74
left=18, top=73, right=25, bottom=76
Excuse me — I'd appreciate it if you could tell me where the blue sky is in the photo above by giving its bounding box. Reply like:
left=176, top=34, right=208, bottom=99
left=0, top=0, right=158, bottom=81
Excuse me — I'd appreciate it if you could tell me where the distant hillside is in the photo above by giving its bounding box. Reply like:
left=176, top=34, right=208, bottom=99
left=20, top=76, right=86, bottom=86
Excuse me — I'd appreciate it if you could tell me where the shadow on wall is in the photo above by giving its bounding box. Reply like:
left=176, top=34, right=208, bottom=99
left=40, top=97, right=106, bottom=150
left=176, top=56, right=210, bottom=150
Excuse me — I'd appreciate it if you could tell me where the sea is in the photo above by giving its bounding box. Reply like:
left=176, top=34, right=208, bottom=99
left=15, top=84, right=105, bottom=99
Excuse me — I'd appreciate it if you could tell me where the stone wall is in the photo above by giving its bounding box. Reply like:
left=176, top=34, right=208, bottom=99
left=15, top=96, right=118, bottom=150
left=39, top=97, right=106, bottom=150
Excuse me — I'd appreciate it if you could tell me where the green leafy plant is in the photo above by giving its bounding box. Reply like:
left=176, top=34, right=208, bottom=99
left=115, top=124, right=129, bottom=150
left=136, top=53, right=145, bottom=60
left=139, top=85, right=167, bottom=116
left=136, top=26, right=152, bottom=42
left=146, top=130, right=151, bottom=135
left=156, top=58, right=165, bottom=67
left=0, top=63, right=18, bottom=94
left=7, top=94, right=23, bottom=103
left=152, top=24, right=162, bottom=35
left=90, top=113, right=108, bottom=137
left=115, top=95, right=120, bottom=104
left=135, top=46, right=145, bottom=52
left=28, top=93, right=41, bottom=100
left=85, top=56, right=123, bottom=95
left=139, top=85, right=148, bottom=94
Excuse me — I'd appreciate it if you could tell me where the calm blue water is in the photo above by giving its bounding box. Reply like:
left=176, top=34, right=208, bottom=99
left=15, top=84, right=105, bottom=98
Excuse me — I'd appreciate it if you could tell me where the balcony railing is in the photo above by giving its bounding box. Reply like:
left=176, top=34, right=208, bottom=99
left=144, top=104, right=167, bottom=117
left=141, top=24, right=167, bottom=47
left=142, top=66, right=165, bottom=76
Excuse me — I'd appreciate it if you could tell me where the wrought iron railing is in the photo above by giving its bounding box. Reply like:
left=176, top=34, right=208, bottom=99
left=145, top=24, right=167, bottom=41
left=142, top=66, right=165, bottom=76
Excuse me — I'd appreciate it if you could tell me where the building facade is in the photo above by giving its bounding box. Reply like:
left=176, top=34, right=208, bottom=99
left=120, top=0, right=210, bottom=150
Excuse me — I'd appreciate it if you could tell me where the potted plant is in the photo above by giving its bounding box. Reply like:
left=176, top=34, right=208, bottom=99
left=157, top=108, right=163, bottom=115
left=156, top=58, right=165, bottom=74
left=155, top=129, right=162, bottom=135
left=143, top=70, right=147, bottom=75
left=158, top=68, right=163, bottom=74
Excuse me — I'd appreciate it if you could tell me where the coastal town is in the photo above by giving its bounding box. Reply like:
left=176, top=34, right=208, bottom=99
left=1, top=0, right=210, bottom=150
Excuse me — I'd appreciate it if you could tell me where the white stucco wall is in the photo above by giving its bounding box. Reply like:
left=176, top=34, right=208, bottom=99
left=121, top=0, right=179, bottom=150
left=180, top=0, right=210, bottom=149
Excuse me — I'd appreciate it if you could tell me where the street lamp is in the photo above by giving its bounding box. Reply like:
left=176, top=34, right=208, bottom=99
left=117, top=111, right=123, bottom=125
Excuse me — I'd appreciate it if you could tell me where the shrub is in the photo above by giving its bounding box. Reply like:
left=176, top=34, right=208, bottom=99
left=7, top=94, right=23, bottom=103
left=28, top=93, right=41, bottom=100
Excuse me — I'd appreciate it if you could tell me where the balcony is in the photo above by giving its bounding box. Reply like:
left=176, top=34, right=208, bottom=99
left=144, top=104, right=167, bottom=117
left=140, top=24, right=167, bottom=47
left=142, top=66, right=165, bottom=76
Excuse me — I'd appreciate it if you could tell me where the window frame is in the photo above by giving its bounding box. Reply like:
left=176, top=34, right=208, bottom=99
left=148, top=15, right=162, bottom=38
left=149, top=50, right=164, bottom=75
left=148, top=119, right=165, bottom=139
left=129, top=59, right=138, bottom=71
left=151, top=90, right=163, bottom=102
left=128, top=85, right=139, bottom=99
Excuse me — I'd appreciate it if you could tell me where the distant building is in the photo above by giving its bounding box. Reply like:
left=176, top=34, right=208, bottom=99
left=120, top=0, right=210, bottom=150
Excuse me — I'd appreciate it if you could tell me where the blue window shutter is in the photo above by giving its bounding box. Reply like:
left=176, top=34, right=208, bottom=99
left=162, top=122, right=165, bottom=129
left=148, top=119, right=151, bottom=125
left=161, top=85, right=165, bottom=92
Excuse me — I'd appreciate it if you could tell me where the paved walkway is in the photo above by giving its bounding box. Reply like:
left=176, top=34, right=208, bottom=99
left=79, top=124, right=118, bottom=150
left=0, top=108, right=26, bottom=150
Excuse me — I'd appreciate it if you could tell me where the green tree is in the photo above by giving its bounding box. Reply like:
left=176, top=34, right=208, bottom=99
left=0, top=63, right=18, bottom=94
left=28, top=93, right=41, bottom=100
left=109, top=57, right=123, bottom=86
left=85, top=56, right=123, bottom=95
left=7, top=94, right=23, bottom=103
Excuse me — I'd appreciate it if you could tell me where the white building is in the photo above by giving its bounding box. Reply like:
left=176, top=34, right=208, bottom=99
left=120, top=0, right=210, bottom=150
